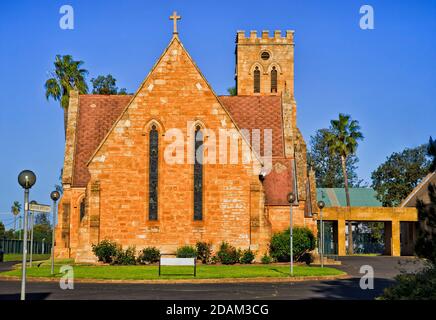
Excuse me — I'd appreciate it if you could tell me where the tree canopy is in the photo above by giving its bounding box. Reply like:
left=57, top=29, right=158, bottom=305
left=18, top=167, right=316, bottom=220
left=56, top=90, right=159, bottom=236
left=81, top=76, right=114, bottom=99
left=309, top=128, right=364, bottom=188
left=91, top=74, right=128, bottom=95
left=371, top=144, right=431, bottom=207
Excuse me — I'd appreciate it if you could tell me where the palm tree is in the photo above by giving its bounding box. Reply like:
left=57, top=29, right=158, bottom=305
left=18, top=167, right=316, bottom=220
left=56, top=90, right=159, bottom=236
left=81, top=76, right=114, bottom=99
left=11, top=201, right=21, bottom=234
left=45, top=55, right=88, bottom=136
left=325, top=114, right=364, bottom=255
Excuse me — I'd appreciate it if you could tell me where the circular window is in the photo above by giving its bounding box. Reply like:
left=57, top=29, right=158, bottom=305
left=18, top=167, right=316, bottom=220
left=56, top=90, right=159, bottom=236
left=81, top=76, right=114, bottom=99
left=261, top=51, right=270, bottom=60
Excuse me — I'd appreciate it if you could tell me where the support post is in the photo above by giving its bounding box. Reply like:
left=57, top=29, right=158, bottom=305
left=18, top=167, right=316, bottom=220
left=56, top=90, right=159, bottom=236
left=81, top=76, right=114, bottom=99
left=337, top=219, right=346, bottom=256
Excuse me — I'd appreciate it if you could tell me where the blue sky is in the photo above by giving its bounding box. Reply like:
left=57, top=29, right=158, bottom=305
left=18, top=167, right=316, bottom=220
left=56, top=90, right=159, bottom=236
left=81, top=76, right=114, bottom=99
left=0, top=0, right=435, bottom=226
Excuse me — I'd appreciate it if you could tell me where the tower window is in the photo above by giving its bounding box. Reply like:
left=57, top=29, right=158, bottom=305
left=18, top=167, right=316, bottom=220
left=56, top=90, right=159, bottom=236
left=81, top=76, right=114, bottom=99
left=253, top=66, right=260, bottom=93
left=194, top=125, right=203, bottom=221
left=149, top=125, right=159, bottom=220
left=261, top=51, right=270, bottom=60
left=271, top=66, right=278, bottom=93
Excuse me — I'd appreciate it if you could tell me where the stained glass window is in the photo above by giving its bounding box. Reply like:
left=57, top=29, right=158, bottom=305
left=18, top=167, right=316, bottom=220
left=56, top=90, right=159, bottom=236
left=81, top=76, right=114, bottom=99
left=194, top=126, right=203, bottom=220
left=149, top=125, right=158, bottom=220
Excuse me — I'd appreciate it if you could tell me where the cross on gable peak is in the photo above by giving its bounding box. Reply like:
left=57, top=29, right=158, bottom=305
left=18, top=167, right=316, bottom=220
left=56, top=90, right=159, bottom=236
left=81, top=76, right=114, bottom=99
left=169, top=11, right=181, bottom=35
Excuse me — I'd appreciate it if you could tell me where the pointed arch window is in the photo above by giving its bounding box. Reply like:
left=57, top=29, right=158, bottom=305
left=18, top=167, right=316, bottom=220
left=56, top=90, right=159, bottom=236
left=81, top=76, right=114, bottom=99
left=149, top=125, right=159, bottom=220
left=271, top=66, right=278, bottom=93
left=79, top=198, right=86, bottom=222
left=253, top=66, right=260, bottom=93
left=194, top=125, right=203, bottom=221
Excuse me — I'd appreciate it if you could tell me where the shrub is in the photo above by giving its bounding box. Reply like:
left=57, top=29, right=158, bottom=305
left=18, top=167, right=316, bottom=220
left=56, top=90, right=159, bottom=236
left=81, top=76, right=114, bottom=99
left=138, top=247, right=160, bottom=264
left=210, top=255, right=220, bottom=264
left=196, top=241, right=212, bottom=264
left=176, top=245, right=197, bottom=258
left=217, top=242, right=241, bottom=265
left=380, top=266, right=436, bottom=300
left=240, top=249, right=255, bottom=264
left=113, top=246, right=136, bottom=265
left=269, top=227, right=316, bottom=263
left=92, top=239, right=119, bottom=264
left=261, top=254, right=272, bottom=264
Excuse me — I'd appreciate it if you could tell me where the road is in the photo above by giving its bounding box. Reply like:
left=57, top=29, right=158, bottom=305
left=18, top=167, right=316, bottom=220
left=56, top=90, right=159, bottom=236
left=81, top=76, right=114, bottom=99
left=0, top=256, right=423, bottom=300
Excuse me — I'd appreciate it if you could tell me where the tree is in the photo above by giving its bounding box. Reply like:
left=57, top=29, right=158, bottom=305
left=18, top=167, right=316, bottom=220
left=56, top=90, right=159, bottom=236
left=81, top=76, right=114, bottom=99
left=309, top=128, right=363, bottom=188
left=371, top=145, right=430, bottom=207
left=45, top=55, right=88, bottom=136
left=325, top=114, right=364, bottom=254
left=227, top=86, right=237, bottom=96
left=91, top=74, right=127, bottom=95
left=11, top=201, right=21, bottom=232
left=415, top=183, right=436, bottom=265
left=428, top=136, right=436, bottom=172
left=0, top=221, right=5, bottom=238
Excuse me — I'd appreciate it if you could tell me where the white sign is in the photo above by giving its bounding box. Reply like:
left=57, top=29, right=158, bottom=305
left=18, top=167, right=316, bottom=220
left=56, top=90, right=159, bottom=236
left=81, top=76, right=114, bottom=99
left=29, top=203, right=51, bottom=213
left=160, top=258, right=195, bottom=266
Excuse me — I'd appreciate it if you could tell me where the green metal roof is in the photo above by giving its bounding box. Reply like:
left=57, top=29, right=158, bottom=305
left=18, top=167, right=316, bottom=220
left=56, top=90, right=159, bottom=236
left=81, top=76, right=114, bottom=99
left=316, top=188, right=382, bottom=207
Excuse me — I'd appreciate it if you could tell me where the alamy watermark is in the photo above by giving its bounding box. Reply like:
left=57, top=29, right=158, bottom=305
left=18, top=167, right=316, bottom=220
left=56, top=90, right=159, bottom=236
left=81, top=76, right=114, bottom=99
left=59, top=5, right=74, bottom=30
left=360, top=5, right=375, bottom=30
left=359, top=265, right=374, bottom=290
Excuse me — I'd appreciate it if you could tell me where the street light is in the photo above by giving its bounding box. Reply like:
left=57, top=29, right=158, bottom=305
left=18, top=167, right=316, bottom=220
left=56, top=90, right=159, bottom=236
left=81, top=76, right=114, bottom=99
left=50, top=190, right=60, bottom=275
left=17, top=170, right=36, bottom=301
left=287, top=192, right=296, bottom=276
left=317, top=200, right=326, bottom=268
left=29, top=200, right=37, bottom=268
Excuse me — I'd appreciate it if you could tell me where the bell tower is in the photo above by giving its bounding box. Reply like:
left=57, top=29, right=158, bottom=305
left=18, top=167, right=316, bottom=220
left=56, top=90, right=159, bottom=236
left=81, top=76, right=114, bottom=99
left=235, top=30, right=295, bottom=96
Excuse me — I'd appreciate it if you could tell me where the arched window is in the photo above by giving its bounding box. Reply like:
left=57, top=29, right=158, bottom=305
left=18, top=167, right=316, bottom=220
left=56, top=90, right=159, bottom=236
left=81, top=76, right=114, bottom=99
left=149, top=125, right=159, bottom=220
left=194, top=125, right=203, bottom=220
left=253, top=66, right=260, bottom=93
left=271, top=66, right=278, bottom=93
left=79, top=198, right=86, bottom=222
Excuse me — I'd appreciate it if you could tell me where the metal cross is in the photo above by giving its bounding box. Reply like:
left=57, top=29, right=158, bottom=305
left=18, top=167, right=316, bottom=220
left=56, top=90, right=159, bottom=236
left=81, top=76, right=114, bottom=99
left=169, top=11, right=181, bottom=34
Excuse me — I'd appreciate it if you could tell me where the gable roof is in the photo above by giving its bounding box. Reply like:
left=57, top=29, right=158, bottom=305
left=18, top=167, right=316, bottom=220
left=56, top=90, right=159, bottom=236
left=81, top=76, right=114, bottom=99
left=71, top=94, right=285, bottom=188
left=400, top=171, right=436, bottom=207
left=218, top=96, right=284, bottom=157
left=73, top=95, right=133, bottom=187
left=317, top=188, right=382, bottom=207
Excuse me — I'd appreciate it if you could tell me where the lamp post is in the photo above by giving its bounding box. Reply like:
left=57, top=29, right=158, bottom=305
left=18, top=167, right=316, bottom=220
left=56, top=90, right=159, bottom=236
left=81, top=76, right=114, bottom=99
left=317, top=200, right=326, bottom=268
left=50, top=190, right=60, bottom=275
left=17, top=170, right=36, bottom=301
left=287, top=192, right=296, bottom=276
left=29, top=200, right=37, bottom=268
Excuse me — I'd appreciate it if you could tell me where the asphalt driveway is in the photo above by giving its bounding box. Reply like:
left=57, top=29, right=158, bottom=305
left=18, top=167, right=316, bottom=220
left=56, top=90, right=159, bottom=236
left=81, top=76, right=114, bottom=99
left=0, top=256, right=424, bottom=300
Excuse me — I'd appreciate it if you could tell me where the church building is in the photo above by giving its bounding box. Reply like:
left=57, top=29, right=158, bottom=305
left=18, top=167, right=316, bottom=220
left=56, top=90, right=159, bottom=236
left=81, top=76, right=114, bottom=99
left=56, top=14, right=318, bottom=262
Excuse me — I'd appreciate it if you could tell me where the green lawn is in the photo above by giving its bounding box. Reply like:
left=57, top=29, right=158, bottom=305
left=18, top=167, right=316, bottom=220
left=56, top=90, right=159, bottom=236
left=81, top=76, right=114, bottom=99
left=1, top=260, right=345, bottom=280
left=3, top=254, right=50, bottom=262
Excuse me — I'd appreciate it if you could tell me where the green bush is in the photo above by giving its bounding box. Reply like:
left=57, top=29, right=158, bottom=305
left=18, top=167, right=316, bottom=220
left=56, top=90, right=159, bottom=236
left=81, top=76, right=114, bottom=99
left=176, top=245, right=197, bottom=258
left=380, top=266, right=436, bottom=300
left=269, top=227, right=316, bottom=263
left=240, top=249, right=255, bottom=264
left=138, top=247, right=160, bottom=264
left=196, top=241, right=212, bottom=264
left=261, top=254, right=272, bottom=264
left=217, top=242, right=241, bottom=265
left=92, top=239, right=119, bottom=264
left=113, top=246, right=136, bottom=265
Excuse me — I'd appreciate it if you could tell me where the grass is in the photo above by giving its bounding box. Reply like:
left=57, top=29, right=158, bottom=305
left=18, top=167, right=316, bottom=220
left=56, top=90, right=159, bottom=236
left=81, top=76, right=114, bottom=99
left=0, top=260, right=345, bottom=280
left=3, top=254, right=50, bottom=262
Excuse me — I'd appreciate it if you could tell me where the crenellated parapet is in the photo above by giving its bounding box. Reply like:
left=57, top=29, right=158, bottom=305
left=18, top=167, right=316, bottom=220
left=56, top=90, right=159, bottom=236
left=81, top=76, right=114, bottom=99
left=236, top=30, right=294, bottom=45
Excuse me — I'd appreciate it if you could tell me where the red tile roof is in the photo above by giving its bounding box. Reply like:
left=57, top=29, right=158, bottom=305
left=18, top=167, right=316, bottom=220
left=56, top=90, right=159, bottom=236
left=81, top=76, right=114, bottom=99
left=72, top=95, right=133, bottom=187
left=218, top=96, right=284, bottom=158
left=71, top=94, right=292, bottom=205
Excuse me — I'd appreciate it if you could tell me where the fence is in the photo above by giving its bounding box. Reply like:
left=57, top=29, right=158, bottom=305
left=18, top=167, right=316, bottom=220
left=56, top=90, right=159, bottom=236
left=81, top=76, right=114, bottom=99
left=0, top=239, right=51, bottom=255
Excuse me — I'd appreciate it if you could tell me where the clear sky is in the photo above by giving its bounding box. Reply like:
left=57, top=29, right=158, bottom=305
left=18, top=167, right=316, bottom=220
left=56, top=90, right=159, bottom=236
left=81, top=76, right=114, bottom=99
left=0, top=0, right=435, bottom=226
